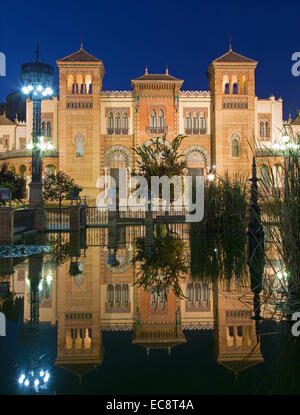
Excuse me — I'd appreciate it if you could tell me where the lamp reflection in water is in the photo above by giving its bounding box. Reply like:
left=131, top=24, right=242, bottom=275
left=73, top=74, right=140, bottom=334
left=17, top=254, right=52, bottom=393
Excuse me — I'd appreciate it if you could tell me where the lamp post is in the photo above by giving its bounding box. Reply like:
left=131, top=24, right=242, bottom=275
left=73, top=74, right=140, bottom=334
left=20, top=44, right=54, bottom=208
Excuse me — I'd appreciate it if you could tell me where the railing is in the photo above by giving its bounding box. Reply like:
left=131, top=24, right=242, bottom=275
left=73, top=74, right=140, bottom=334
left=107, top=128, right=129, bottom=135
left=119, top=206, right=146, bottom=220
left=46, top=208, right=70, bottom=230
left=145, top=126, right=168, bottom=134
left=13, top=209, right=35, bottom=234
left=0, top=149, right=59, bottom=159
left=86, top=206, right=108, bottom=226
left=185, top=129, right=207, bottom=135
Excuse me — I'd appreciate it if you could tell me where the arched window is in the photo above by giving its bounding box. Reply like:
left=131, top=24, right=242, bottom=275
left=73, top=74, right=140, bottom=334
left=240, top=75, right=246, bottom=94
left=265, top=121, right=270, bottom=138
left=193, top=112, right=199, bottom=133
left=232, top=83, right=238, bottom=94
left=41, top=121, right=46, bottom=136
left=76, top=139, right=84, bottom=158
left=151, top=289, right=158, bottom=311
left=185, top=112, right=192, bottom=133
left=46, top=121, right=52, bottom=137
left=45, top=164, right=56, bottom=175
left=19, top=165, right=26, bottom=178
left=260, top=121, right=265, bottom=137
left=67, top=74, right=74, bottom=94
left=76, top=74, right=83, bottom=94
left=159, top=289, right=166, bottom=310
left=122, top=112, right=128, bottom=134
left=232, top=139, right=239, bottom=157
left=107, top=284, right=114, bottom=304
left=115, top=112, right=121, bottom=133
left=108, top=112, right=114, bottom=134
left=150, top=109, right=157, bottom=128
left=122, top=284, right=129, bottom=305
left=85, top=74, right=92, bottom=94
left=115, top=284, right=121, bottom=305
left=223, top=75, right=230, bottom=94
left=200, top=112, right=206, bottom=133
left=158, top=109, right=165, bottom=129
left=273, top=164, right=283, bottom=188
left=260, top=165, right=269, bottom=188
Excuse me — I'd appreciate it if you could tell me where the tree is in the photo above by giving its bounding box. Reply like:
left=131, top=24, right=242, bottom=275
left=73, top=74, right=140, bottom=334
left=132, top=134, right=187, bottom=183
left=43, top=170, right=77, bottom=211
left=0, top=162, right=26, bottom=203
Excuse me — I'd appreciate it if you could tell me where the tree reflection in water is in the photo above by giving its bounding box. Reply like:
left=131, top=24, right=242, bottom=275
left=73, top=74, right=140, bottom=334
left=132, top=224, right=189, bottom=299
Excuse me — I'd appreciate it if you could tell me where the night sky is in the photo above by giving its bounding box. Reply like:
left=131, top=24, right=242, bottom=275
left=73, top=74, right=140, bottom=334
left=0, top=0, right=299, bottom=119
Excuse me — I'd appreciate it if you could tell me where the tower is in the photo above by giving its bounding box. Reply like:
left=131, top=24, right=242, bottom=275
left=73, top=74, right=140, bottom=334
left=131, top=68, right=183, bottom=149
left=207, top=46, right=258, bottom=176
left=56, top=44, right=105, bottom=201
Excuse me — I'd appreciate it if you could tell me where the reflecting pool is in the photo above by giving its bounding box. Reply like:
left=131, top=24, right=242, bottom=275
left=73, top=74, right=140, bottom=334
left=0, top=224, right=299, bottom=395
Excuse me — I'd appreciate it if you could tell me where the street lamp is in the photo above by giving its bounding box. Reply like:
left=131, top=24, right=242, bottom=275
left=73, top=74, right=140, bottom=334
left=20, top=43, right=54, bottom=208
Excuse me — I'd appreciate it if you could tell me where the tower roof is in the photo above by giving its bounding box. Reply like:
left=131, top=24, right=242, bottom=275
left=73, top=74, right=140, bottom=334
left=213, top=49, right=257, bottom=64
left=0, top=112, right=15, bottom=126
left=133, top=72, right=181, bottom=81
left=57, top=47, right=102, bottom=63
left=131, top=69, right=183, bottom=89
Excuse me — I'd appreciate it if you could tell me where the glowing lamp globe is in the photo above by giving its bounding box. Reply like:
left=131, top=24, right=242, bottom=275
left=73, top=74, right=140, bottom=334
left=20, top=47, right=54, bottom=100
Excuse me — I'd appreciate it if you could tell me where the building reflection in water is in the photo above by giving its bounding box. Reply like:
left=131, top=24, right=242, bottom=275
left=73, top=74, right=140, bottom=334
left=0, top=223, right=286, bottom=385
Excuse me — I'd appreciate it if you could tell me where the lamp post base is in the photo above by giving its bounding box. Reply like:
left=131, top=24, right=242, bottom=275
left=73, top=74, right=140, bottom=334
left=29, top=182, right=44, bottom=208
left=29, top=182, right=46, bottom=231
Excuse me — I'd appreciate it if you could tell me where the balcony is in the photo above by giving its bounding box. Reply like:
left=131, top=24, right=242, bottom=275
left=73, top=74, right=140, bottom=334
left=185, top=129, right=207, bottom=135
left=145, top=126, right=168, bottom=134
left=107, top=128, right=128, bottom=135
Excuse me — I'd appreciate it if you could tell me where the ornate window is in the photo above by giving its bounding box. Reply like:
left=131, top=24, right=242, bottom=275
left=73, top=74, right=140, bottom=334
left=46, top=121, right=52, bottom=137
left=41, top=121, right=46, bottom=136
left=260, top=119, right=270, bottom=138
left=115, top=112, right=121, bottom=134
left=265, top=121, right=270, bottom=138
left=150, top=109, right=157, bottom=127
left=187, top=283, right=209, bottom=309
left=85, top=74, right=92, bottom=94
left=223, top=75, right=230, bottom=94
left=158, top=109, right=165, bottom=128
left=19, top=165, right=26, bottom=178
left=74, top=134, right=85, bottom=158
left=185, top=112, right=192, bottom=134
left=107, top=111, right=129, bottom=135
left=200, top=112, right=206, bottom=133
left=232, top=139, right=239, bottom=157
left=122, top=112, right=128, bottom=134
left=260, top=165, right=269, bottom=188
left=232, top=83, right=238, bottom=94
left=106, top=284, right=130, bottom=311
left=260, top=121, right=265, bottom=137
left=146, top=109, right=167, bottom=133
left=108, top=112, right=114, bottom=134
left=185, top=111, right=207, bottom=134
left=193, top=112, right=199, bottom=133
left=67, top=74, right=74, bottom=94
